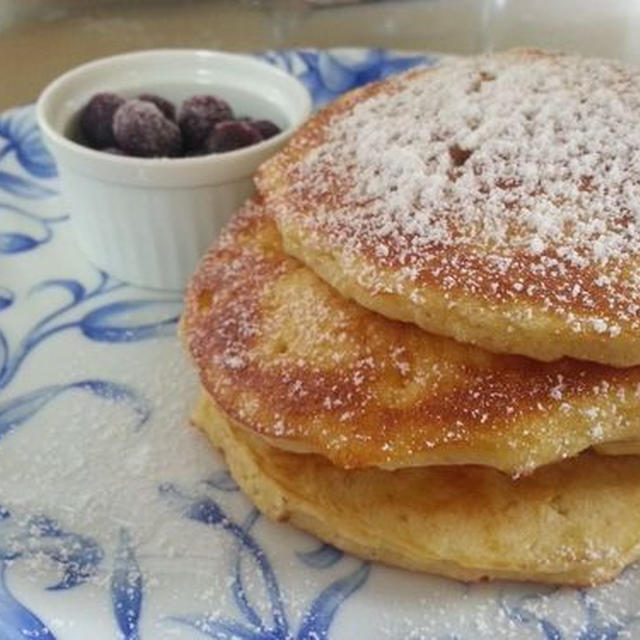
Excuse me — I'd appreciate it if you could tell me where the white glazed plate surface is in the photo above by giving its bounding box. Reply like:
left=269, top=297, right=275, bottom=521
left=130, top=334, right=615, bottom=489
left=1, top=49, right=640, bottom=640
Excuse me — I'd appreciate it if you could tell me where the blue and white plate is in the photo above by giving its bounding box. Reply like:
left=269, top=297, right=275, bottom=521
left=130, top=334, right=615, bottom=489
left=2, top=48, right=640, bottom=640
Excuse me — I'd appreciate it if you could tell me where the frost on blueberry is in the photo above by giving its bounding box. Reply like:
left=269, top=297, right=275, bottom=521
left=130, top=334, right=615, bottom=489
left=178, top=95, right=234, bottom=152
left=205, top=120, right=263, bottom=153
left=138, top=93, right=176, bottom=121
left=75, top=89, right=279, bottom=157
left=113, top=99, right=183, bottom=158
left=80, top=92, right=125, bottom=149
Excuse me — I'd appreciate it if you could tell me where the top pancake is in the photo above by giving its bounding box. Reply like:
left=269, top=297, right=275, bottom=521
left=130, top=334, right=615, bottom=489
left=257, top=49, right=640, bottom=367
left=182, top=199, right=640, bottom=475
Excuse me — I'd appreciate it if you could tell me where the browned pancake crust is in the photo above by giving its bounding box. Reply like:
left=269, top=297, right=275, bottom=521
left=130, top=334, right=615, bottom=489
left=182, top=200, right=640, bottom=475
left=256, top=50, right=640, bottom=366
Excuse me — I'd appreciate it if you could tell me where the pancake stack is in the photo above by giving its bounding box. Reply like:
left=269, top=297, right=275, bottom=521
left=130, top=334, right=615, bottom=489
left=181, top=50, right=640, bottom=586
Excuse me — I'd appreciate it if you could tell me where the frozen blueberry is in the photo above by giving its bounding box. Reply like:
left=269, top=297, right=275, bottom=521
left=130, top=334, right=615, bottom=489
left=113, top=99, right=182, bottom=158
left=138, top=93, right=176, bottom=121
left=178, top=95, right=233, bottom=151
left=80, top=92, right=124, bottom=148
left=204, top=120, right=263, bottom=153
left=252, top=119, right=281, bottom=140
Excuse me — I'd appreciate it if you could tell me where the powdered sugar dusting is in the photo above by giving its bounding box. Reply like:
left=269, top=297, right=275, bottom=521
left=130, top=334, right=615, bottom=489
left=184, top=201, right=640, bottom=476
left=274, top=51, right=640, bottom=330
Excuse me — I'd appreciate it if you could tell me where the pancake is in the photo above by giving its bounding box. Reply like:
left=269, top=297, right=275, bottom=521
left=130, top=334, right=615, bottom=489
left=594, top=438, right=640, bottom=456
left=257, top=49, right=640, bottom=367
left=182, top=200, right=640, bottom=475
left=195, top=391, right=640, bottom=586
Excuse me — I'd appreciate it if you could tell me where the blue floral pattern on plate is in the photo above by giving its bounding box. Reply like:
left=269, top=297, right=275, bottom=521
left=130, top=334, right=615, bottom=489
left=1, top=48, right=640, bottom=639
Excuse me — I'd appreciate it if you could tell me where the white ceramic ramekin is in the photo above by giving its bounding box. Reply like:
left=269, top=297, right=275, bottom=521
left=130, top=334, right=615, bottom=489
left=36, top=49, right=312, bottom=290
